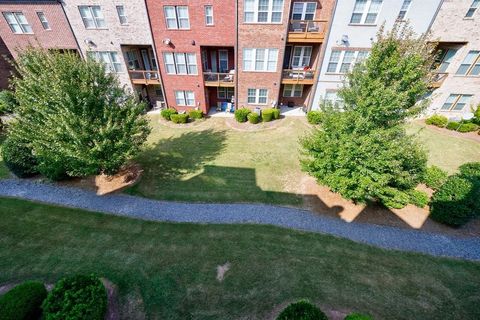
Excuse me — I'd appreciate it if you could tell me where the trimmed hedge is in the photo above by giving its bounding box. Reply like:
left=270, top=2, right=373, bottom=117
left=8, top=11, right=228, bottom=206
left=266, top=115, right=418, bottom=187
left=1, top=136, right=38, bottom=178
left=459, top=162, right=480, bottom=177
left=446, top=121, right=460, bottom=130
left=307, top=111, right=324, bottom=125
left=42, top=274, right=107, bottom=320
left=457, top=122, right=479, bottom=133
left=0, top=281, right=47, bottom=320
left=161, top=108, right=177, bottom=121
left=423, top=165, right=448, bottom=190
left=247, top=112, right=260, bottom=124
left=277, top=300, right=327, bottom=320
left=170, top=113, right=189, bottom=124
left=262, top=108, right=274, bottom=122
left=272, top=108, right=280, bottom=120
left=234, top=108, right=251, bottom=123
left=425, top=114, right=448, bottom=127
left=188, top=109, right=203, bottom=120
left=344, top=313, right=373, bottom=320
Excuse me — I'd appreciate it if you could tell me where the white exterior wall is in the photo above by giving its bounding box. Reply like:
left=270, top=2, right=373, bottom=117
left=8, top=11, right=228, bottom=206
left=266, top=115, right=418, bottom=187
left=312, top=0, right=443, bottom=110
left=428, top=0, right=480, bottom=119
left=62, top=0, right=155, bottom=90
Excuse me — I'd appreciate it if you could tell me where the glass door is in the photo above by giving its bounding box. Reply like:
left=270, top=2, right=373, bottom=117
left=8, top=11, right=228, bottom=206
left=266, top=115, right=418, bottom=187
left=291, top=46, right=312, bottom=69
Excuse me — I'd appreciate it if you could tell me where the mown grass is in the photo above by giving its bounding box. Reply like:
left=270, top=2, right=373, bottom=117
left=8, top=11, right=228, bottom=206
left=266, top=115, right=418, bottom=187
left=1, top=198, right=479, bottom=319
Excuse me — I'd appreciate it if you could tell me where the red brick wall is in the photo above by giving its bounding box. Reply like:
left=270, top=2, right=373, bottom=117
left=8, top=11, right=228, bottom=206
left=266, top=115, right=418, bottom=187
left=0, top=36, right=13, bottom=89
left=0, top=1, right=78, bottom=58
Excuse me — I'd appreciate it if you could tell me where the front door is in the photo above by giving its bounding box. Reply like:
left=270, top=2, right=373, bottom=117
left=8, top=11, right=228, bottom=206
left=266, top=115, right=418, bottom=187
left=291, top=46, right=312, bottom=69
left=292, top=2, right=316, bottom=20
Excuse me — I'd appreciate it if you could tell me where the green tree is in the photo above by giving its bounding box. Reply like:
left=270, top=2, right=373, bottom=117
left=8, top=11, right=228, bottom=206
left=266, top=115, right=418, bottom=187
left=302, top=24, right=432, bottom=208
left=6, top=48, right=150, bottom=180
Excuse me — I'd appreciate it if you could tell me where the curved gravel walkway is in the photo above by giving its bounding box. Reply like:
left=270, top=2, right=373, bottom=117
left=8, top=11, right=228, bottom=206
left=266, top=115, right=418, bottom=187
left=0, top=179, right=479, bottom=261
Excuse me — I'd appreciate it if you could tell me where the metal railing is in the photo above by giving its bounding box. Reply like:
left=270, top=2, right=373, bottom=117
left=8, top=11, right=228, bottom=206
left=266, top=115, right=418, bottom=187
left=282, top=69, right=315, bottom=82
left=430, top=72, right=448, bottom=88
left=288, top=19, right=328, bottom=35
left=203, top=72, right=235, bottom=85
left=128, top=70, right=160, bottom=83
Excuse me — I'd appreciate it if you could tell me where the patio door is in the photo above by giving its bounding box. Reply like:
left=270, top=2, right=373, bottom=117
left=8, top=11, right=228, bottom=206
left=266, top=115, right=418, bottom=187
left=211, top=51, right=217, bottom=72
left=291, top=46, right=312, bottom=69
left=292, top=2, right=316, bottom=20
left=141, top=49, right=152, bottom=70
left=219, top=50, right=228, bottom=72
left=283, top=46, right=292, bottom=69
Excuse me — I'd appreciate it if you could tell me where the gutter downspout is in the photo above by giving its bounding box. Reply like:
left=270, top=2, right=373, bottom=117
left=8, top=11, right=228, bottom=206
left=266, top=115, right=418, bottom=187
left=58, top=0, right=83, bottom=59
left=427, top=0, right=445, bottom=33
left=276, top=0, right=292, bottom=110
left=234, top=0, right=239, bottom=110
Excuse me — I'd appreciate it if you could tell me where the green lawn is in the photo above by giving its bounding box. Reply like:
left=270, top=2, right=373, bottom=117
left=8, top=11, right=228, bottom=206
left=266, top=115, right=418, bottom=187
left=0, top=134, right=9, bottom=179
left=0, top=198, right=479, bottom=319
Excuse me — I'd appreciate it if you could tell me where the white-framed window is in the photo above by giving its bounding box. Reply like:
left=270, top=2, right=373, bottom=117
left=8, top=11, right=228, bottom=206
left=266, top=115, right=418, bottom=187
left=397, top=0, right=412, bottom=21
left=164, top=6, right=190, bottom=29
left=326, top=50, right=369, bottom=73
left=87, top=51, right=122, bottom=73
left=175, top=90, right=195, bottom=106
left=350, top=0, right=383, bottom=24
left=116, top=5, right=128, bottom=25
left=466, top=0, right=480, bottom=18
left=78, top=6, right=106, bottom=29
left=441, top=94, right=473, bottom=111
left=2, top=12, right=32, bottom=34
left=218, top=87, right=234, bottom=99
left=219, top=50, right=229, bottom=72
left=291, top=46, right=312, bottom=68
left=163, top=53, right=197, bottom=75
left=205, top=5, right=214, bottom=25
left=456, top=50, right=480, bottom=75
left=243, top=48, right=278, bottom=71
left=283, top=84, right=303, bottom=97
left=244, top=0, right=284, bottom=23
left=434, top=48, right=457, bottom=73
left=291, top=2, right=316, bottom=20
left=125, top=51, right=140, bottom=69
left=247, top=88, right=268, bottom=104
left=37, top=12, right=50, bottom=30
left=323, top=91, right=344, bottom=108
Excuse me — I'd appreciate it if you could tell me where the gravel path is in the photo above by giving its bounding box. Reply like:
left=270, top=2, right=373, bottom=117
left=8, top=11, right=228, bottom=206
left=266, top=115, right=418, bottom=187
left=0, top=179, right=479, bottom=261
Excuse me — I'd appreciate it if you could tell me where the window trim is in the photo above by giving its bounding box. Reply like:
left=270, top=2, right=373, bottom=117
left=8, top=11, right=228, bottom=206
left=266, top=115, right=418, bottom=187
left=247, top=88, right=268, bottom=105
left=396, top=0, right=412, bottom=21
left=87, top=51, right=122, bottom=73
left=291, top=2, right=317, bottom=20
left=2, top=12, right=33, bottom=34
left=349, top=0, right=384, bottom=25
left=244, top=0, right=284, bottom=24
left=217, top=87, right=235, bottom=99
left=465, top=0, right=480, bottom=18
left=116, top=5, right=128, bottom=25
left=204, top=5, right=214, bottom=26
left=283, top=84, right=303, bottom=97
left=174, top=90, right=195, bottom=106
left=243, top=48, right=279, bottom=72
left=78, top=5, right=106, bottom=29
left=163, top=52, right=198, bottom=75
left=36, top=11, right=50, bottom=30
left=456, top=50, right=480, bottom=76
left=325, top=49, right=370, bottom=74
left=163, top=5, right=190, bottom=30
left=323, top=90, right=344, bottom=108
left=440, top=94, right=473, bottom=111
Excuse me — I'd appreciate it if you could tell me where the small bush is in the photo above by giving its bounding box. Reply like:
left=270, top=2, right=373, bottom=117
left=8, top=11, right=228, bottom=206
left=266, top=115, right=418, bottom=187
left=170, top=113, right=189, bottom=124
left=0, top=90, right=17, bottom=115
left=247, top=112, right=259, bottom=124
left=42, top=274, right=107, bottom=320
left=0, top=281, right=47, bottom=320
left=344, top=313, right=373, bottom=320
left=425, top=114, right=448, bottom=127
left=378, top=188, right=411, bottom=209
left=235, top=108, right=251, bottom=123
left=459, top=162, right=480, bottom=178
left=1, top=136, right=38, bottom=178
left=188, top=109, right=203, bottom=120
left=262, top=108, right=274, bottom=122
left=277, top=300, right=327, bottom=320
left=307, top=111, right=324, bottom=124
left=446, top=121, right=460, bottom=130
left=473, top=106, right=480, bottom=125
left=423, top=166, right=448, bottom=190
left=272, top=108, right=280, bottom=120
left=457, top=122, right=479, bottom=133
left=161, top=108, right=177, bottom=121
left=407, top=189, right=429, bottom=208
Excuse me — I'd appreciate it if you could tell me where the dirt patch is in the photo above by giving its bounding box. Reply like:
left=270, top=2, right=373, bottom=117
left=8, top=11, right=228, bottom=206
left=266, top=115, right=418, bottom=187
left=225, top=116, right=287, bottom=131
left=118, top=287, right=146, bottom=320
left=102, top=278, right=120, bottom=320
left=216, top=262, right=231, bottom=281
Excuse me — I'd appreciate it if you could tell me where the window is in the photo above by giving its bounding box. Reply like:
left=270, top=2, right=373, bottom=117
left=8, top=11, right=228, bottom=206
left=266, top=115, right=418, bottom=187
left=397, top=0, right=412, bottom=21
left=283, top=84, right=303, bottom=97
left=219, top=50, right=229, bottom=72
left=116, top=5, right=128, bottom=25
left=292, top=2, right=316, bottom=20
left=175, top=90, right=195, bottom=106
left=247, top=88, right=268, bottom=104
left=466, top=0, right=480, bottom=18
left=218, top=87, right=234, bottom=99
left=243, top=48, right=278, bottom=71
left=327, top=50, right=369, bottom=73
left=164, top=6, right=190, bottom=29
left=441, top=94, right=473, bottom=111
left=78, top=6, right=106, bottom=29
left=244, top=0, right=284, bottom=23
left=3, top=12, right=32, bottom=34
left=125, top=51, right=140, bottom=69
left=456, top=50, right=480, bottom=75
left=323, top=91, right=344, bottom=108
left=205, top=5, right=214, bottom=25
left=434, top=48, right=457, bottom=72
left=87, top=51, right=122, bottom=73
left=37, top=12, right=50, bottom=30
left=163, top=53, right=197, bottom=75
left=291, top=46, right=312, bottom=68
left=350, top=0, right=383, bottom=24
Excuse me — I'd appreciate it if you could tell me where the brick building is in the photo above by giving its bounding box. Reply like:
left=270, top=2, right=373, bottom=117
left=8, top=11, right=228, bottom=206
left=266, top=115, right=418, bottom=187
left=0, top=35, right=13, bottom=89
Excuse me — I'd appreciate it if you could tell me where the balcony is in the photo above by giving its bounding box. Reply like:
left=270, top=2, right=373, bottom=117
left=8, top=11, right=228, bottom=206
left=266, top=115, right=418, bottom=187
left=287, top=20, right=328, bottom=43
left=204, top=72, right=235, bottom=87
left=281, top=69, right=315, bottom=85
left=430, top=72, right=448, bottom=89
left=129, top=70, right=161, bottom=85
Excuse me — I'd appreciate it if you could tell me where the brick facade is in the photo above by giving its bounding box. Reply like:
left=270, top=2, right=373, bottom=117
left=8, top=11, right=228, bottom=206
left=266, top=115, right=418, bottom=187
left=0, top=35, right=13, bottom=89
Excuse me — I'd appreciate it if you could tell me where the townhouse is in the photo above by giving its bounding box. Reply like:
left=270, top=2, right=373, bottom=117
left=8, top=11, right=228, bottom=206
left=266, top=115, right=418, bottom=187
left=310, top=0, right=443, bottom=110
left=428, top=0, right=480, bottom=119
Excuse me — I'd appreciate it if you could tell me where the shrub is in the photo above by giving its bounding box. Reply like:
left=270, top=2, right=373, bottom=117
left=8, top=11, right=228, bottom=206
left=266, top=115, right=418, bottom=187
left=235, top=108, right=251, bottom=123
left=344, top=313, right=373, bottom=320
left=458, top=162, right=480, bottom=178
left=473, top=106, right=480, bottom=125
left=161, top=108, right=177, bottom=121
left=307, top=111, right=324, bottom=124
left=247, top=112, right=259, bottom=124
left=188, top=109, right=203, bottom=120
left=457, top=122, right=479, bottom=133
left=170, top=113, right=189, bottom=124
left=1, top=136, right=38, bottom=178
left=272, top=108, right=280, bottom=120
left=446, top=121, right=460, bottom=130
left=262, top=108, right=274, bottom=122
left=423, top=165, right=448, bottom=190
left=425, top=114, right=448, bottom=127
left=0, top=281, right=47, bottom=320
left=407, top=189, right=429, bottom=208
left=0, top=90, right=17, bottom=115
left=377, top=187, right=411, bottom=209
left=277, top=300, right=327, bottom=320
left=42, top=274, right=107, bottom=320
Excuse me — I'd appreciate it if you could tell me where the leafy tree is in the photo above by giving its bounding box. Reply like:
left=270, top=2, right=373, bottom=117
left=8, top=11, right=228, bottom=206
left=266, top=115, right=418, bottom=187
left=302, top=24, right=432, bottom=207
left=7, top=48, right=150, bottom=180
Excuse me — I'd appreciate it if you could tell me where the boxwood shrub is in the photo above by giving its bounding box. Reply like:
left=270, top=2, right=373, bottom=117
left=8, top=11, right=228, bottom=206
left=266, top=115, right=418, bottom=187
left=188, top=109, right=203, bottom=120
left=457, top=122, right=479, bottom=133
left=262, top=108, right=274, bottom=122
left=170, top=113, right=189, bottom=124
left=234, top=107, right=251, bottom=123
left=423, top=165, right=448, bottom=190
left=161, top=108, right=177, bottom=121
left=1, top=136, right=39, bottom=178
left=425, top=114, right=448, bottom=127
left=344, top=313, right=373, bottom=320
left=0, top=281, right=47, bottom=320
left=446, top=121, right=461, bottom=130
left=277, top=300, right=327, bottom=320
left=272, top=108, right=280, bottom=120
left=407, top=189, right=429, bottom=208
left=247, top=112, right=259, bottom=124
left=42, top=274, right=107, bottom=320
left=307, top=111, right=324, bottom=125
left=459, top=162, right=480, bottom=177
